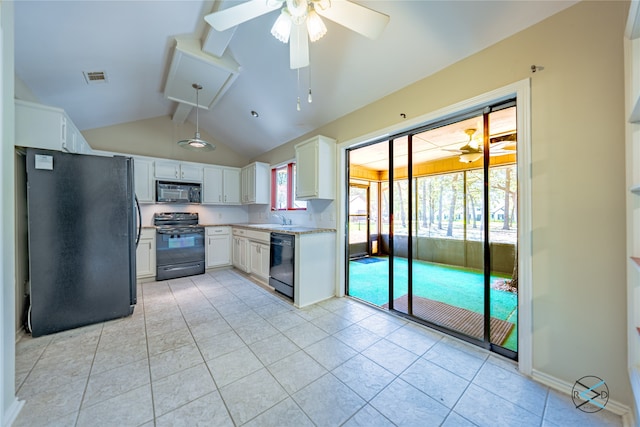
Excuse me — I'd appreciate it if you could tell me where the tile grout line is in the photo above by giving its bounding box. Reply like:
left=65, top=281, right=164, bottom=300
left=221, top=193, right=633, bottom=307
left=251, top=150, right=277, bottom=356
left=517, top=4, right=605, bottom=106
left=170, top=276, right=240, bottom=426
left=140, top=281, right=159, bottom=427
left=73, top=321, right=105, bottom=427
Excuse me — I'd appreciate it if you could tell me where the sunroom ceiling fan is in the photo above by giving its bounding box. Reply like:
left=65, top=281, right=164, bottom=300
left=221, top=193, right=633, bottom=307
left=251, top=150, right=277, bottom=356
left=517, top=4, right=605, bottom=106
left=444, top=128, right=516, bottom=163
left=205, top=0, right=390, bottom=69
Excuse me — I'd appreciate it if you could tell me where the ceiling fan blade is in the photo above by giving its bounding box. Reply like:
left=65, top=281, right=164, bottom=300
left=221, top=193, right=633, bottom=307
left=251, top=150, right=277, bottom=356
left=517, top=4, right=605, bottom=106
left=204, top=0, right=282, bottom=32
left=290, top=23, right=309, bottom=69
left=316, top=0, right=390, bottom=40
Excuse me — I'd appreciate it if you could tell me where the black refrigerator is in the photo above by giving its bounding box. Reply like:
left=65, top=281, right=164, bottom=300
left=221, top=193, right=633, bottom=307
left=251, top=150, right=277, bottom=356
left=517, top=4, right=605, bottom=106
left=26, top=148, right=138, bottom=337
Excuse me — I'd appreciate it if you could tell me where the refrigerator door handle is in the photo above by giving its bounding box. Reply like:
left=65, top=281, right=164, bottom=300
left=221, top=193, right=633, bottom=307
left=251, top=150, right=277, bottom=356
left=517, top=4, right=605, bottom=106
left=135, top=195, right=142, bottom=248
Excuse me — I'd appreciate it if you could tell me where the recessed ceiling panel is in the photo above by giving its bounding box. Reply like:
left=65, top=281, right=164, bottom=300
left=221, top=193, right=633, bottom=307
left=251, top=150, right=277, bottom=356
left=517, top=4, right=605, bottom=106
left=164, top=38, right=240, bottom=110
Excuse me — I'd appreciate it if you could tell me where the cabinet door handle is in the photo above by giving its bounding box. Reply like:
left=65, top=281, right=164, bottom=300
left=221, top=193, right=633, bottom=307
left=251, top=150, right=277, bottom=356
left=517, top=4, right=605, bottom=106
left=60, top=117, right=67, bottom=144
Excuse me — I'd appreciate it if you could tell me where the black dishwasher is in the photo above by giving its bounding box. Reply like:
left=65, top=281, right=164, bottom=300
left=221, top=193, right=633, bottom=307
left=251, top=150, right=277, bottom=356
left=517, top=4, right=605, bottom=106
left=269, top=233, right=294, bottom=299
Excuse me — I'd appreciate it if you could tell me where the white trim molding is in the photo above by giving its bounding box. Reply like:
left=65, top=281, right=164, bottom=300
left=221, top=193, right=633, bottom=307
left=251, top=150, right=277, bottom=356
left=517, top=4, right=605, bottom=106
left=532, top=369, right=633, bottom=426
left=336, top=78, right=532, bottom=372
left=3, top=398, right=23, bottom=427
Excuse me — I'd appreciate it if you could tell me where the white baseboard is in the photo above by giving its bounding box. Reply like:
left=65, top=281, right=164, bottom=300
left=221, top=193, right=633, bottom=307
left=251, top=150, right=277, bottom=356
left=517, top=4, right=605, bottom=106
left=532, top=369, right=632, bottom=424
left=3, top=397, right=24, bottom=427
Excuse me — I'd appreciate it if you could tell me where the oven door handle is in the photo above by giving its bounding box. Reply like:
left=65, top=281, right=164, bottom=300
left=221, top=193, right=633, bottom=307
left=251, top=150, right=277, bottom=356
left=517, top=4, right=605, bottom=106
left=156, top=228, right=203, bottom=235
left=162, top=264, right=202, bottom=272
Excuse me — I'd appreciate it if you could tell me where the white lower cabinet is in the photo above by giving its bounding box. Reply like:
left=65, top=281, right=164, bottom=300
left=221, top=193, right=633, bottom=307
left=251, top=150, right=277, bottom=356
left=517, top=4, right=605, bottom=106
left=136, top=228, right=156, bottom=279
left=232, top=227, right=270, bottom=281
left=249, top=241, right=270, bottom=281
left=232, top=229, right=249, bottom=273
left=294, top=232, right=336, bottom=308
left=206, top=227, right=231, bottom=268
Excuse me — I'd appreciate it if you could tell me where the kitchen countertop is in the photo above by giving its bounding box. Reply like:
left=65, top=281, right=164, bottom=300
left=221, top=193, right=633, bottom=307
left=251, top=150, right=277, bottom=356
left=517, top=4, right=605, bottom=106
left=203, top=223, right=336, bottom=235
left=142, top=224, right=336, bottom=235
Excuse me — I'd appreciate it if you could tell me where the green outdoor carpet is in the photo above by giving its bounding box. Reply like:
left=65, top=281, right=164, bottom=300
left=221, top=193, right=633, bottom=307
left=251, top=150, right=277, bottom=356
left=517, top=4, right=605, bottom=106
left=348, top=256, right=518, bottom=350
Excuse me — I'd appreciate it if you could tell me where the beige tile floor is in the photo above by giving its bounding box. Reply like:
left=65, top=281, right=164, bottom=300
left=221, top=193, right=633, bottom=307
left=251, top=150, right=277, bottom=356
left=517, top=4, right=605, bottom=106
left=14, top=269, right=623, bottom=426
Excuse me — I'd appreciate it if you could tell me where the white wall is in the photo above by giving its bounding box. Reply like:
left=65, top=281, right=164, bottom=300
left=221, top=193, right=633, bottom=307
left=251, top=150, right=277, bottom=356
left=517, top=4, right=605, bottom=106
left=1, top=1, right=21, bottom=425
left=82, top=116, right=251, bottom=168
left=252, top=0, right=632, bottom=409
left=138, top=203, right=249, bottom=227
left=247, top=200, right=337, bottom=229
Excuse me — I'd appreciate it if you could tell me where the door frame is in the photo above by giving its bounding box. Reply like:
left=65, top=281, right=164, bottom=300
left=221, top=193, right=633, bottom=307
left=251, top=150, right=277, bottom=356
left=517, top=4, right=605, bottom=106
left=347, top=183, right=371, bottom=259
left=336, top=79, right=532, bottom=375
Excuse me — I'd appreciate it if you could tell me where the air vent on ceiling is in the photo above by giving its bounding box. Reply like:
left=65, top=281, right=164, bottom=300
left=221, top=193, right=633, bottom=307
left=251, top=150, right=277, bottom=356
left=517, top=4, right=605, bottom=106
left=82, top=71, right=108, bottom=85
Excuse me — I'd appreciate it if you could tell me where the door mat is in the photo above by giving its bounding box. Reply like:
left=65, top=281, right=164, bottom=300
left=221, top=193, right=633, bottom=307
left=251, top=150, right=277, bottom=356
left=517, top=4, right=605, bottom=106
left=383, top=294, right=514, bottom=345
left=352, top=257, right=384, bottom=264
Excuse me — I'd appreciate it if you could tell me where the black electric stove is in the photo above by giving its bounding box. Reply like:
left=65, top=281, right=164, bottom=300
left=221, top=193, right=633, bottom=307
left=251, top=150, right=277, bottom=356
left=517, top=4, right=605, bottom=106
left=154, top=212, right=205, bottom=281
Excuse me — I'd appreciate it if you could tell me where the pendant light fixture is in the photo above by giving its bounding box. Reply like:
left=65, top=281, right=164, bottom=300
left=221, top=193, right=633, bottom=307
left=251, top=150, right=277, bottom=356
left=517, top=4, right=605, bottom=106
left=177, top=83, right=215, bottom=151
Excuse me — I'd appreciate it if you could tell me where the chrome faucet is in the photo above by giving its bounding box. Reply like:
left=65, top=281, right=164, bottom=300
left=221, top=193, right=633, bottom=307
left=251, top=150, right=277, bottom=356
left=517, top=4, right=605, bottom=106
left=272, top=213, right=288, bottom=225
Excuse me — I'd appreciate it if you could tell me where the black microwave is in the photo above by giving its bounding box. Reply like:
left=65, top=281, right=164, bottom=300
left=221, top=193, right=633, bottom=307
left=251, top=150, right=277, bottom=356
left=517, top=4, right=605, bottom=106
left=156, top=181, right=201, bottom=204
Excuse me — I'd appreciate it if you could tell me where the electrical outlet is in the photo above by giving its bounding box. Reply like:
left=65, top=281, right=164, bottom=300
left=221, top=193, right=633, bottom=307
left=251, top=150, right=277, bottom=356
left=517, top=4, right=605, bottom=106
left=308, top=213, right=313, bottom=221
left=218, top=213, right=222, bottom=219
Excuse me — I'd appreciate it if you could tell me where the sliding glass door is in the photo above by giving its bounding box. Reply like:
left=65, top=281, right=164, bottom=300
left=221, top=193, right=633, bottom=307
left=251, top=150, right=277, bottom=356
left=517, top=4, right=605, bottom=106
left=346, top=100, right=518, bottom=358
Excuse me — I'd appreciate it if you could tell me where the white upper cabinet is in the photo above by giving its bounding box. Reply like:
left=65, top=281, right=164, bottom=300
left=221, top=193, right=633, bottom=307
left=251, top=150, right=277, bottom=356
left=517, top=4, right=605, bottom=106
left=203, top=166, right=223, bottom=203
left=241, top=161, right=270, bottom=204
left=133, top=157, right=154, bottom=203
left=223, top=168, right=241, bottom=204
left=202, top=166, right=241, bottom=205
left=295, top=135, right=336, bottom=200
left=155, top=160, right=203, bottom=182
left=15, top=99, right=92, bottom=154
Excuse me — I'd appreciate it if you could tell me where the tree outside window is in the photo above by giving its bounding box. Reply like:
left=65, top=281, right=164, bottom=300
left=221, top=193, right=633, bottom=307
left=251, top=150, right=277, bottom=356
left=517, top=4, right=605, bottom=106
left=380, top=165, right=516, bottom=244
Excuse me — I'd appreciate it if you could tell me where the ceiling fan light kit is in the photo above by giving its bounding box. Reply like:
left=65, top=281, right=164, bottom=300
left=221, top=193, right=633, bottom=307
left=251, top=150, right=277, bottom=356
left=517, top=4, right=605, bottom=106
left=271, top=9, right=293, bottom=43
left=459, top=152, right=483, bottom=163
left=205, top=0, right=389, bottom=70
left=306, top=8, right=327, bottom=42
left=177, top=83, right=216, bottom=152
left=204, top=0, right=389, bottom=111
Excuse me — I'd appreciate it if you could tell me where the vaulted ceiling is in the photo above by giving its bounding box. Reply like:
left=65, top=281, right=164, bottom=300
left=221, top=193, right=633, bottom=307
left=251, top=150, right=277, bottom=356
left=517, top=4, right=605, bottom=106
left=13, top=0, right=577, bottom=159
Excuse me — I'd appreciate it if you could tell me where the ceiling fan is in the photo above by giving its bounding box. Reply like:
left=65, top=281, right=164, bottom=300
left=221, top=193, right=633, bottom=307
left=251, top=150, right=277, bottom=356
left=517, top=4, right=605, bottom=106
left=444, top=128, right=516, bottom=163
left=204, top=0, right=390, bottom=69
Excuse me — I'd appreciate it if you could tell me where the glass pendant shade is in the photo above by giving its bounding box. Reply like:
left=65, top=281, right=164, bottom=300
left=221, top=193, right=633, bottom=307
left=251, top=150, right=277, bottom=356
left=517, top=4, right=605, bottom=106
left=459, top=152, right=482, bottom=163
left=177, top=83, right=215, bottom=151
